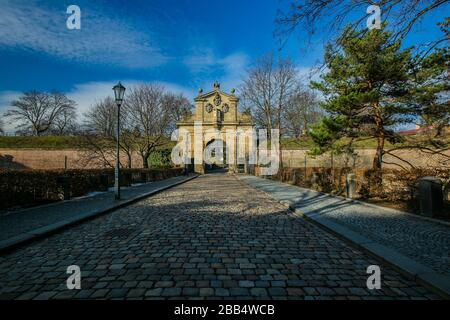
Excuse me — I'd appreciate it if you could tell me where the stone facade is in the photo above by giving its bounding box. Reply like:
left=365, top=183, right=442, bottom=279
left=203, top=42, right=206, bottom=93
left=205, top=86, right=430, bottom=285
left=176, top=83, right=253, bottom=174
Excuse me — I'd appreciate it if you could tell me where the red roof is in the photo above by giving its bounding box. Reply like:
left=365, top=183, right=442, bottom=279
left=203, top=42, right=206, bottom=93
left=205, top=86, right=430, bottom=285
left=398, top=126, right=433, bottom=136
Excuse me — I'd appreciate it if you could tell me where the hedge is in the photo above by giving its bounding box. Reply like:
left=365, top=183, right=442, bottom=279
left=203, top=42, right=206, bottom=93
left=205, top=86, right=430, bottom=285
left=256, top=166, right=450, bottom=214
left=0, top=168, right=183, bottom=210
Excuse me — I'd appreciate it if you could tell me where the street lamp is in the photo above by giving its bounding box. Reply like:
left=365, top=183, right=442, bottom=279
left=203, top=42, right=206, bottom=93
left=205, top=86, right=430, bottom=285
left=113, top=82, right=126, bottom=200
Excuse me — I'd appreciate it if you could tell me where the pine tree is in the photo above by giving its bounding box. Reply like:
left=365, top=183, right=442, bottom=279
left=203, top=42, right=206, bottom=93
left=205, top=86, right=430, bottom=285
left=309, top=27, right=417, bottom=189
left=412, top=47, right=449, bottom=138
left=410, top=19, right=449, bottom=139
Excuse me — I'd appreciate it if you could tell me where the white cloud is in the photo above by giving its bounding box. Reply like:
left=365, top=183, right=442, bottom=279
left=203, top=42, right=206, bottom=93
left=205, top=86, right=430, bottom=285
left=183, top=48, right=218, bottom=74
left=183, top=49, right=250, bottom=93
left=296, top=66, right=325, bottom=83
left=0, top=80, right=196, bottom=132
left=0, top=0, right=167, bottom=68
left=155, top=81, right=196, bottom=101
left=0, top=90, right=21, bottom=132
left=66, top=81, right=123, bottom=117
left=183, top=50, right=325, bottom=96
left=67, top=80, right=195, bottom=118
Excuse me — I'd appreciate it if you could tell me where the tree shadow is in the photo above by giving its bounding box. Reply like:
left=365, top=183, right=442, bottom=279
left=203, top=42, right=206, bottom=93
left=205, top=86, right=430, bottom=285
left=0, top=195, right=444, bottom=299
left=0, top=154, right=29, bottom=170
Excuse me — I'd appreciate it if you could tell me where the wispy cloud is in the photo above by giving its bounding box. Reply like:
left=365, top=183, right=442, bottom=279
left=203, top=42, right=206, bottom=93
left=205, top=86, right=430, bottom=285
left=0, top=0, right=167, bottom=68
left=183, top=49, right=250, bottom=92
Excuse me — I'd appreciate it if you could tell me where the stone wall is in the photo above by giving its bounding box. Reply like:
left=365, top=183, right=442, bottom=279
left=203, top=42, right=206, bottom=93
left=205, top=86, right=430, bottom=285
left=0, top=149, right=144, bottom=170
left=282, top=148, right=450, bottom=169
left=1, top=147, right=448, bottom=170
left=261, top=167, right=450, bottom=206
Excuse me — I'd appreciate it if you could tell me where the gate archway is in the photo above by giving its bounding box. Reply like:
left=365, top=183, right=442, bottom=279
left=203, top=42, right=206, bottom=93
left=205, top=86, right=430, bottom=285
left=204, top=139, right=227, bottom=172
left=176, top=82, right=254, bottom=174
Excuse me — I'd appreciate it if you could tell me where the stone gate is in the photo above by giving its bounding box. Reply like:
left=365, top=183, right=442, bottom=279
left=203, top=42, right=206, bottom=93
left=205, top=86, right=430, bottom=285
left=176, top=82, right=254, bottom=174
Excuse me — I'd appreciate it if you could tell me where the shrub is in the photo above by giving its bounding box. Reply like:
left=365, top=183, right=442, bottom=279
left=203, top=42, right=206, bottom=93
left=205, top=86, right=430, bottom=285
left=148, top=148, right=173, bottom=168
left=258, top=166, right=450, bottom=209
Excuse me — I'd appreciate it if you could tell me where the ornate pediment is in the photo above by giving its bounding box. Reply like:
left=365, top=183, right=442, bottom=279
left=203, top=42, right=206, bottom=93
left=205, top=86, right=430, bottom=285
left=194, top=82, right=238, bottom=102
left=177, top=83, right=252, bottom=126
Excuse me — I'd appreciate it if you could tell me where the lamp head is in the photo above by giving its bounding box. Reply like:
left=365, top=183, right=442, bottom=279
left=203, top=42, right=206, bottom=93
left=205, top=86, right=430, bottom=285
left=113, top=82, right=126, bottom=103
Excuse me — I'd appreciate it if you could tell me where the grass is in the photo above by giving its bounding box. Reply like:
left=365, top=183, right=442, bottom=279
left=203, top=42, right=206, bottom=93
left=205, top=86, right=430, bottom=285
left=281, top=134, right=449, bottom=150
left=0, top=134, right=447, bottom=150
left=0, top=136, right=82, bottom=149
left=0, top=135, right=177, bottom=150
left=280, top=137, right=389, bottom=149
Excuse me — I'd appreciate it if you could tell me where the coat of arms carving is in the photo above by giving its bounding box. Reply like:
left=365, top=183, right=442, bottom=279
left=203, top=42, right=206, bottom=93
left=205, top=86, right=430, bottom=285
left=214, top=93, right=222, bottom=106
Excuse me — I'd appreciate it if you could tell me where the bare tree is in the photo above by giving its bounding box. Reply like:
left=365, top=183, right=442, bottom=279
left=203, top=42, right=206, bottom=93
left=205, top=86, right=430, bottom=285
left=83, top=97, right=117, bottom=137
left=276, top=0, right=449, bottom=48
left=0, top=118, right=4, bottom=135
left=51, top=107, right=78, bottom=135
left=4, top=91, right=76, bottom=136
left=240, top=54, right=299, bottom=166
left=274, top=58, right=298, bottom=167
left=124, top=84, right=176, bottom=168
left=81, top=85, right=191, bottom=169
left=81, top=96, right=134, bottom=168
left=163, top=92, right=193, bottom=135
left=240, top=54, right=277, bottom=135
left=284, top=86, right=323, bottom=138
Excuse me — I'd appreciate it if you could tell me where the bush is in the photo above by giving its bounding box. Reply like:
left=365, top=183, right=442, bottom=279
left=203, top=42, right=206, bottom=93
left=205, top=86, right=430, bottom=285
left=0, top=168, right=183, bottom=209
left=258, top=166, right=450, bottom=208
left=148, top=149, right=173, bottom=168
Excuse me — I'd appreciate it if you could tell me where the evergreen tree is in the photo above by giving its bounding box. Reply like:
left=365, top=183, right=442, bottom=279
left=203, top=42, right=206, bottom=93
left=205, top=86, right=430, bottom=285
left=309, top=27, right=417, bottom=186
left=410, top=19, right=449, bottom=139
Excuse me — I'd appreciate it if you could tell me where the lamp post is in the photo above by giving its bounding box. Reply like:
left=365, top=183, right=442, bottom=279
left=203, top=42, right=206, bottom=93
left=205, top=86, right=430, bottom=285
left=113, top=82, right=126, bottom=200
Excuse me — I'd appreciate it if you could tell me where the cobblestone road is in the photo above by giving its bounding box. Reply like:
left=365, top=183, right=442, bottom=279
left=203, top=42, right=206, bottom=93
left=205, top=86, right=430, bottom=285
left=0, top=175, right=192, bottom=241
left=0, top=174, right=439, bottom=300
left=239, top=175, right=450, bottom=278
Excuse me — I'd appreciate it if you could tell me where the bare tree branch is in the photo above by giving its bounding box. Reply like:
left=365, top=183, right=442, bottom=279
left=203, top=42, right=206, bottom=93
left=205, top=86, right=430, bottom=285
left=4, top=91, right=77, bottom=136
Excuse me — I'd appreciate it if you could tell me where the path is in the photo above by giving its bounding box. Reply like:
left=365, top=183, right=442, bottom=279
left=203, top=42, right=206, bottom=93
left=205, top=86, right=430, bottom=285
left=238, top=174, right=450, bottom=296
left=0, top=173, right=439, bottom=299
left=0, top=175, right=196, bottom=250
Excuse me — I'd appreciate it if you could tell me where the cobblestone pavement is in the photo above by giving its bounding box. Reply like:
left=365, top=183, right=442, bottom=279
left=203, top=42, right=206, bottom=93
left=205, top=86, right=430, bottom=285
left=0, top=175, right=192, bottom=241
left=0, top=173, right=440, bottom=300
left=239, top=175, right=450, bottom=278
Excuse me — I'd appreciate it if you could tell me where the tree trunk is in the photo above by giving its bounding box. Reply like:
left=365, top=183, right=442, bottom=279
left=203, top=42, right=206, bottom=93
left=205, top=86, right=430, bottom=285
left=371, top=98, right=384, bottom=196
left=278, top=123, right=283, bottom=169
left=127, top=152, right=132, bottom=169
left=142, top=153, right=149, bottom=169
left=267, top=114, right=272, bottom=141
left=371, top=134, right=385, bottom=196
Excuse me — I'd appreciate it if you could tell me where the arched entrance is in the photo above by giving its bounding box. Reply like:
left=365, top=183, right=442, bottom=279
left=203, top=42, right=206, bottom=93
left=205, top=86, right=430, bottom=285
left=176, top=82, right=254, bottom=174
left=204, top=139, right=227, bottom=172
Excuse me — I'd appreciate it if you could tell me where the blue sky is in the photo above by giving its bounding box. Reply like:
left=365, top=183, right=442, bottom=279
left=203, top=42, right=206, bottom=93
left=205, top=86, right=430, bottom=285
left=0, top=0, right=448, bottom=131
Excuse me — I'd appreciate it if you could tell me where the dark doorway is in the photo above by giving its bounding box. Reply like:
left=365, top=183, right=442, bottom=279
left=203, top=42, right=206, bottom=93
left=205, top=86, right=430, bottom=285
left=204, top=139, right=228, bottom=173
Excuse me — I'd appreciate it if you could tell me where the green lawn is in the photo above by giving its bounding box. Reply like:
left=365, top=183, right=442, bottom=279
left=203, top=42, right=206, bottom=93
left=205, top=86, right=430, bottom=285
left=0, top=135, right=177, bottom=150
left=0, top=134, right=446, bottom=150
left=0, top=136, right=82, bottom=149
left=281, top=135, right=448, bottom=150
left=280, top=137, right=391, bottom=149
